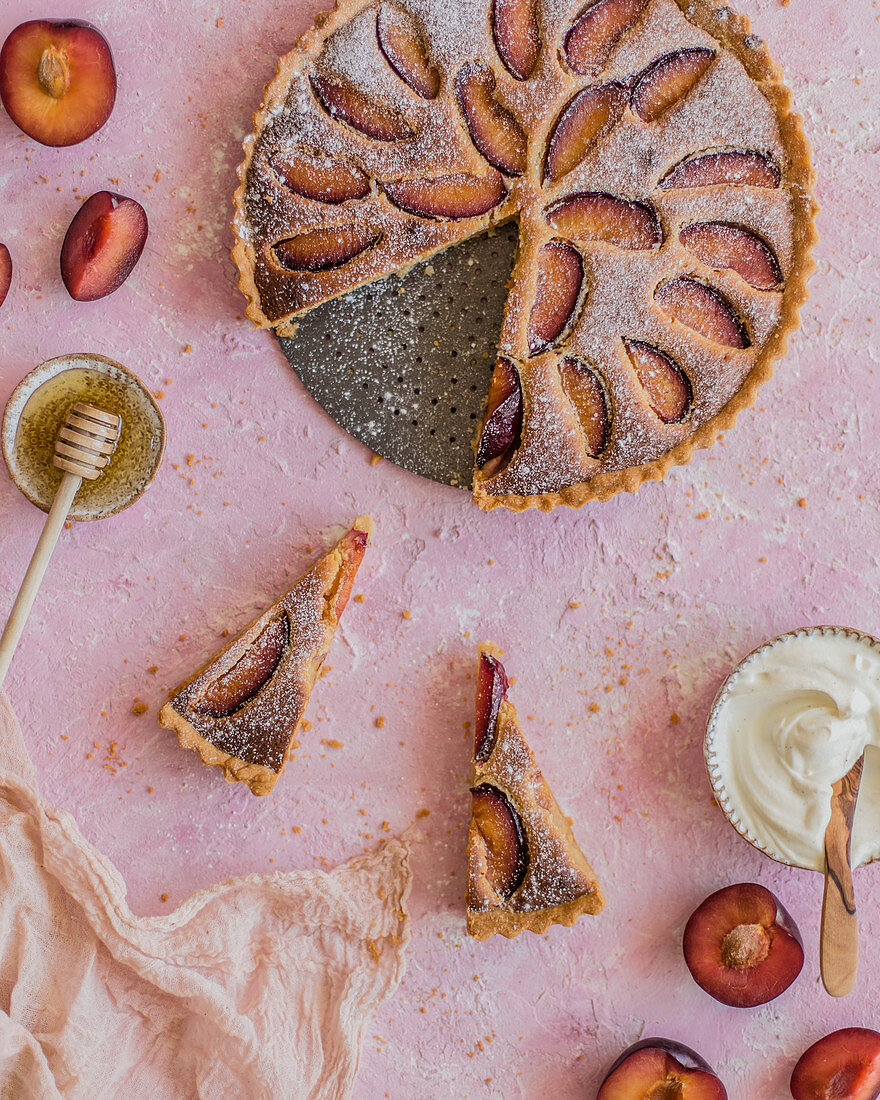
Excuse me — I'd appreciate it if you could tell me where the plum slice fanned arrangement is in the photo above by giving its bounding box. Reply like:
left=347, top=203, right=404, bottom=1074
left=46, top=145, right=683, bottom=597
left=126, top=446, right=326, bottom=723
left=233, top=0, right=816, bottom=512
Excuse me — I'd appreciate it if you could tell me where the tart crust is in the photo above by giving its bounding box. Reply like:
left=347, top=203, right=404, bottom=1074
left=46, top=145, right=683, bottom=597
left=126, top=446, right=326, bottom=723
left=158, top=516, right=373, bottom=795
left=467, top=644, right=604, bottom=939
left=232, top=0, right=817, bottom=513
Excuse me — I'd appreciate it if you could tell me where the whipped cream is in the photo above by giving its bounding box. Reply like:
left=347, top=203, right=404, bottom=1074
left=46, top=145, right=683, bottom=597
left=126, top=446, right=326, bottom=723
left=707, top=629, right=880, bottom=871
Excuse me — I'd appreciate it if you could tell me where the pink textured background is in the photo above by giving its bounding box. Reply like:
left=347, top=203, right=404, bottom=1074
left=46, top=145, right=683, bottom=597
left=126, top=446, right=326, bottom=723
left=1, top=0, right=878, bottom=1096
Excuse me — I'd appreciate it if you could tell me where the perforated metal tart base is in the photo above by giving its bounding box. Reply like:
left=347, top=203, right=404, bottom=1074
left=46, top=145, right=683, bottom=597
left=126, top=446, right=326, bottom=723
left=277, top=224, right=517, bottom=489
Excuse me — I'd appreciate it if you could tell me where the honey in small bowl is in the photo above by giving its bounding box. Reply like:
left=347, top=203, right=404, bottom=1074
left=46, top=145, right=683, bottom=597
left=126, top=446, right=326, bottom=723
left=2, top=353, right=165, bottom=521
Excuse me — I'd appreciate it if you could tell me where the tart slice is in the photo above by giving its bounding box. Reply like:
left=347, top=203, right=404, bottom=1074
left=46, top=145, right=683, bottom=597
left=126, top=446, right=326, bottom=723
left=466, top=645, right=604, bottom=939
left=158, top=516, right=373, bottom=795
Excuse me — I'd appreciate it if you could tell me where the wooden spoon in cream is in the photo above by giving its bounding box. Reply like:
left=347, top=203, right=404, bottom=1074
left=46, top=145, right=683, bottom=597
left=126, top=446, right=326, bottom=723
left=820, top=753, right=864, bottom=996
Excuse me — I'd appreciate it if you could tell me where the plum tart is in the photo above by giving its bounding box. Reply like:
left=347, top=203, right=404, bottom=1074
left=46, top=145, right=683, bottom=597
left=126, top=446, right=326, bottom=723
left=158, top=517, right=372, bottom=795
left=233, top=0, right=815, bottom=512
left=466, top=645, right=604, bottom=938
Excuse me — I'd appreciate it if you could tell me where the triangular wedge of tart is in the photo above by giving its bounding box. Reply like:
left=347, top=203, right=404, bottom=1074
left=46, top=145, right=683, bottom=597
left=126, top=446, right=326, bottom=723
left=466, top=645, right=604, bottom=939
left=158, top=516, right=373, bottom=796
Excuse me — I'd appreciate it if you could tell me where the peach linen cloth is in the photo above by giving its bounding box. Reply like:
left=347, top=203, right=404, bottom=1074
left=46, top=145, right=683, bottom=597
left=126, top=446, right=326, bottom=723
left=0, top=692, right=411, bottom=1100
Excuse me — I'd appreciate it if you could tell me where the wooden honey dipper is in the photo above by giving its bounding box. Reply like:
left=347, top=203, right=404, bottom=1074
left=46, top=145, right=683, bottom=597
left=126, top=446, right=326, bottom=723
left=0, top=402, right=121, bottom=688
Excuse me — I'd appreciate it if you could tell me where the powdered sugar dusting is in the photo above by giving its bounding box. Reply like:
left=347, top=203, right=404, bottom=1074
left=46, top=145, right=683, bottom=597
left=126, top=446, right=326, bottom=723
left=168, top=544, right=351, bottom=773
left=237, top=0, right=806, bottom=504
left=470, top=700, right=599, bottom=912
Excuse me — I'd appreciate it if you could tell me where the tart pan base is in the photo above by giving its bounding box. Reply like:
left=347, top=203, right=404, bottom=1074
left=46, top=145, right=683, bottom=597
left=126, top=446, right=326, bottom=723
left=277, top=224, right=517, bottom=489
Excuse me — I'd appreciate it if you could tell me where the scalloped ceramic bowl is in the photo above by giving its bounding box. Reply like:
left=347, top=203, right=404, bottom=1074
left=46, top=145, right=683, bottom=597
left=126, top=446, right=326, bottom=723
left=2, top=352, right=164, bottom=521
left=705, top=625, right=880, bottom=872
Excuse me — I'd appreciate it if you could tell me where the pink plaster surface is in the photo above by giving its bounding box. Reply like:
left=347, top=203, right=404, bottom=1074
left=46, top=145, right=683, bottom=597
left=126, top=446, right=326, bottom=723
left=0, top=0, right=878, bottom=1096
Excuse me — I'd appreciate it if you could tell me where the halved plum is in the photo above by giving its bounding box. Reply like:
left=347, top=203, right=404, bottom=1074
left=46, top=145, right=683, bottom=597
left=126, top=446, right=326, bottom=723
left=543, top=82, right=626, bottom=184
left=0, top=19, right=116, bottom=146
left=563, top=0, right=649, bottom=77
left=469, top=784, right=528, bottom=899
left=455, top=63, right=527, bottom=177
left=475, top=651, right=509, bottom=762
left=476, top=357, right=523, bottom=474
left=655, top=277, right=749, bottom=349
left=598, top=1039, right=728, bottom=1100
left=273, top=226, right=381, bottom=272
left=269, top=149, right=370, bottom=204
left=545, top=192, right=661, bottom=250
left=195, top=614, right=290, bottom=718
left=528, top=241, right=584, bottom=355
left=383, top=171, right=506, bottom=219
left=631, top=47, right=715, bottom=123
left=624, top=340, right=691, bottom=423
left=679, top=222, right=782, bottom=290
left=790, top=1029, right=880, bottom=1100
left=60, top=191, right=148, bottom=302
left=0, top=244, right=11, bottom=309
left=312, top=73, right=412, bottom=141
left=492, top=0, right=540, bottom=80
left=377, top=2, right=440, bottom=99
left=683, top=883, right=804, bottom=1008
left=559, top=357, right=609, bottom=457
left=660, top=149, right=781, bottom=191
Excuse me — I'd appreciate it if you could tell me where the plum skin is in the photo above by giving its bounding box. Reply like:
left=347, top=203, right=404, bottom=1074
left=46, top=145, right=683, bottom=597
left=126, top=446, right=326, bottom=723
left=60, top=191, right=148, bottom=301
left=606, top=1038, right=716, bottom=1077
left=598, top=1038, right=728, bottom=1099
left=469, top=783, right=528, bottom=899
left=0, top=19, right=116, bottom=147
left=474, top=651, right=509, bottom=761
left=476, top=358, right=523, bottom=472
left=631, top=47, right=716, bottom=123
left=660, top=149, right=781, bottom=191
left=683, top=882, right=804, bottom=1008
left=196, top=615, right=290, bottom=718
left=790, top=1028, right=880, bottom=1100
left=0, top=243, right=11, bottom=309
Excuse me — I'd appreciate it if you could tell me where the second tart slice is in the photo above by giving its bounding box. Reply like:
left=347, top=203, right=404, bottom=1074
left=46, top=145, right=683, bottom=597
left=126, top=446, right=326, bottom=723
left=467, top=645, right=604, bottom=940
left=158, top=516, right=373, bottom=796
